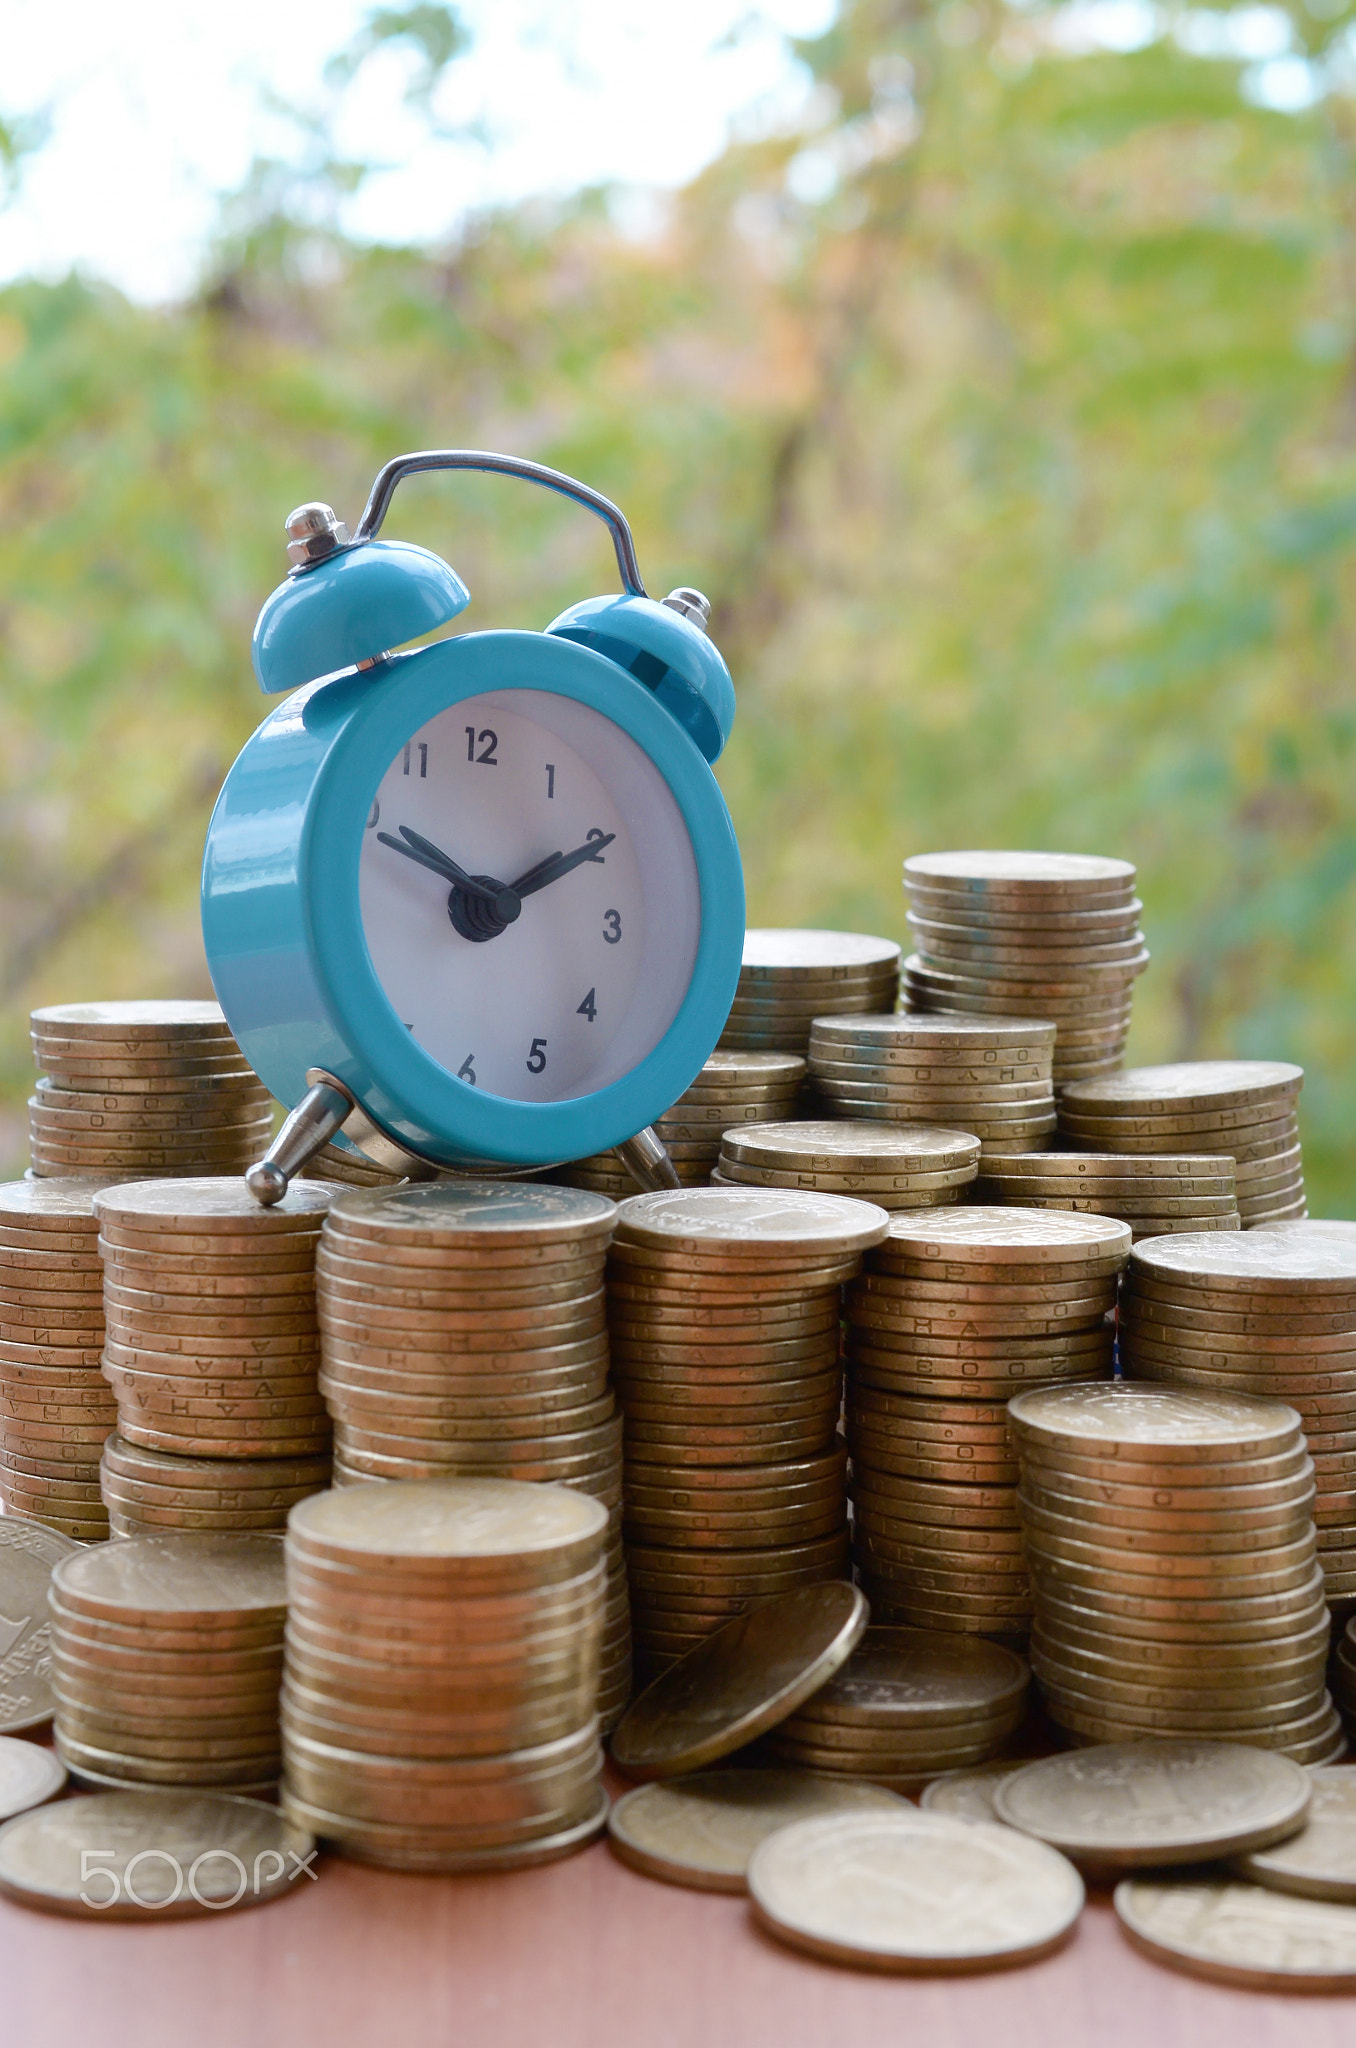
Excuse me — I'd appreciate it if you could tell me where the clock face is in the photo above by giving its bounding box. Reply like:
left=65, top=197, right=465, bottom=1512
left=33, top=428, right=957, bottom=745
left=358, top=688, right=701, bottom=1103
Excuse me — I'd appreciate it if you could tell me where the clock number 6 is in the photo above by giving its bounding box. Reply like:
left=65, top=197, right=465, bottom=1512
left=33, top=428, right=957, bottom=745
left=526, top=1038, right=548, bottom=1075
left=602, top=910, right=621, bottom=945
left=457, top=1055, right=477, bottom=1086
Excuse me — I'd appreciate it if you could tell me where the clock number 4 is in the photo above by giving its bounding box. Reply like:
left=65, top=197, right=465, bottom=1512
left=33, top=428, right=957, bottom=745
left=577, top=989, right=597, bottom=1023
left=465, top=727, right=498, bottom=765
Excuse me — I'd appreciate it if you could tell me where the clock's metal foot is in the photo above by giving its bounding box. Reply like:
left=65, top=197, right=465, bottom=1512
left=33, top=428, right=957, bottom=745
left=246, top=1077, right=357, bottom=1205
left=615, top=1126, right=680, bottom=1194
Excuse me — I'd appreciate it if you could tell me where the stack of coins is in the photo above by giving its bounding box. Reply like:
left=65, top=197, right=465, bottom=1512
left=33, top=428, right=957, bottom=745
left=1009, top=1381, right=1340, bottom=1763
left=1118, top=1232, right=1356, bottom=1609
left=281, top=1479, right=609, bottom=1871
left=719, top=931, right=901, bottom=1056
left=845, top=1210, right=1130, bottom=1640
left=608, top=1188, right=888, bottom=1677
left=100, top=1432, right=329, bottom=1536
left=28, top=1003, right=273, bottom=1180
left=1334, top=1615, right=1356, bottom=1733
left=766, top=1626, right=1030, bottom=1783
left=49, top=1532, right=287, bottom=1790
left=1057, top=1063, right=1305, bottom=1226
left=311, top=1142, right=405, bottom=1189
left=314, top=1183, right=630, bottom=1729
left=713, top=1120, right=980, bottom=1212
left=94, top=1179, right=332, bottom=1462
left=975, top=1152, right=1241, bottom=1239
left=807, top=1013, right=1056, bottom=1155
left=554, top=1052, right=805, bottom=1198
left=0, top=1180, right=116, bottom=1541
left=901, top=852, right=1146, bottom=1084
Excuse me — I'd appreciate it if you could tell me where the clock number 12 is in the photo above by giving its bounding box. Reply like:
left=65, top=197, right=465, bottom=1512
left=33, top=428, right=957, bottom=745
left=465, top=728, right=498, bottom=765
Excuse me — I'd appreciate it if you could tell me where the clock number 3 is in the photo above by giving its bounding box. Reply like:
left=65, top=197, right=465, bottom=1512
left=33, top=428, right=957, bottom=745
left=602, top=910, right=622, bottom=945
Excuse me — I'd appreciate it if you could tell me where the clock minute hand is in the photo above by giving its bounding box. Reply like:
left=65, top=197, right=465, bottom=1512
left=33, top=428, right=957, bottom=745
left=512, top=833, right=617, bottom=900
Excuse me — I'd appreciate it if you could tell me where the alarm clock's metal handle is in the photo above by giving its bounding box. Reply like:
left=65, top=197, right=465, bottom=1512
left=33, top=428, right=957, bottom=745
left=354, top=450, right=648, bottom=599
left=245, top=1070, right=444, bottom=1204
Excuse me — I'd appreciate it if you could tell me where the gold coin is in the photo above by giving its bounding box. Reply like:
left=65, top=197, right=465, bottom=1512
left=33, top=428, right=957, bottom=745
left=995, top=1741, right=1312, bottom=1866
left=747, top=1808, right=1082, bottom=1971
left=613, top=1188, right=888, bottom=1258
left=610, top=1581, right=866, bottom=1778
left=1008, top=1381, right=1303, bottom=1461
left=606, top=1769, right=903, bottom=1892
left=93, top=1181, right=332, bottom=1234
left=52, top=1534, right=286, bottom=1624
left=287, top=1477, right=606, bottom=1589
left=0, top=1789, right=310, bottom=1917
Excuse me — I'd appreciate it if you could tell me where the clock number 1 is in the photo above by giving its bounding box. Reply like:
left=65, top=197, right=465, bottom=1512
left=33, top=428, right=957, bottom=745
left=465, top=727, right=498, bottom=765
left=545, top=764, right=555, bottom=799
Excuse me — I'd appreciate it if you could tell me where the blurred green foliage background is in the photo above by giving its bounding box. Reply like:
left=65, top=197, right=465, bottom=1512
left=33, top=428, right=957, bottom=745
left=2, top=0, right=1354, bottom=1205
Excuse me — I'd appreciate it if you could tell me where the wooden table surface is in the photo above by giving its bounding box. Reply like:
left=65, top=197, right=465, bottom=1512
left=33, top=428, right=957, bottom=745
left=5, top=1764, right=1356, bottom=2048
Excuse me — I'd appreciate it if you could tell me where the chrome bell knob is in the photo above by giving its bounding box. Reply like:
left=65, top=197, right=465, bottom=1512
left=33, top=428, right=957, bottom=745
left=662, top=587, right=712, bottom=631
left=285, top=502, right=351, bottom=570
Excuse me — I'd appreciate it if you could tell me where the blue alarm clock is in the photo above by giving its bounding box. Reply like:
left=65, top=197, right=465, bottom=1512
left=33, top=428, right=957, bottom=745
left=201, top=450, right=745, bottom=1203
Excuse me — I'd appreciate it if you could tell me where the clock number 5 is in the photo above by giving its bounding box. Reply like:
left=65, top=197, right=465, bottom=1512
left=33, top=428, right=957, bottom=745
left=526, top=1038, right=548, bottom=1075
left=602, top=910, right=622, bottom=945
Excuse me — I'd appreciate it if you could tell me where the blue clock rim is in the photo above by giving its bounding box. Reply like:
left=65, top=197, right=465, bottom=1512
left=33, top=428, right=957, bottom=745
left=304, top=629, right=744, bottom=1164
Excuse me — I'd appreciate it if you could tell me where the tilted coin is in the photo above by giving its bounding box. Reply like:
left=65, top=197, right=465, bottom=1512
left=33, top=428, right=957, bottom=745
left=607, top=1769, right=903, bottom=1892
left=747, top=1809, right=1084, bottom=1972
left=0, top=1518, right=84, bottom=1730
left=0, top=1790, right=311, bottom=1917
left=1114, top=1874, right=1356, bottom=1989
left=994, top=1741, right=1312, bottom=1867
left=611, top=1583, right=867, bottom=1778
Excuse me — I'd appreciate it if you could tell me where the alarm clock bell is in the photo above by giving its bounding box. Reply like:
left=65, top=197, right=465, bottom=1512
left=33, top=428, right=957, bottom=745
left=227, top=450, right=739, bottom=1204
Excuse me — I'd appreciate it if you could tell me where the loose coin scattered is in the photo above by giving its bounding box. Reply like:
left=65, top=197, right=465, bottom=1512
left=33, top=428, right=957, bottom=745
left=607, top=1768, right=905, bottom=1891
left=995, top=1741, right=1313, bottom=1867
left=1115, top=1874, right=1356, bottom=1990
left=0, top=1739, right=66, bottom=1818
left=747, top=1809, right=1084, bottom=1972
left=0, top=1789, right=313, bottom=1918
left=1232, top=1768, right=1356, bottom=1901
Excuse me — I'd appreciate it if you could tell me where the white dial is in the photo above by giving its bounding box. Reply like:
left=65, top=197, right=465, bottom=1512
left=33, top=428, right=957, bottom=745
left=358, top=688, right=701, bottom=1102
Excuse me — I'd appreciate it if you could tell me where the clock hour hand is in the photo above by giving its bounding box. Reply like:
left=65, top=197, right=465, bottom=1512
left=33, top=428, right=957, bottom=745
left=378, top=826, right=498, bottom=900
left=378, top=827, right=523, bottom=941
left=511, top=833, right=616, bottom=899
